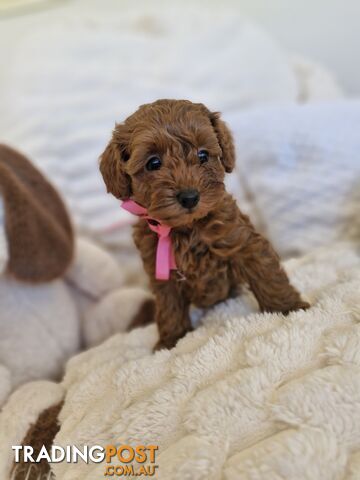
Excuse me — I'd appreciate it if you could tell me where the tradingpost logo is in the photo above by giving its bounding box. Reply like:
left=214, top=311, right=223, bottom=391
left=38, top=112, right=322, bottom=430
left=12, top=444, right=159, bottom=477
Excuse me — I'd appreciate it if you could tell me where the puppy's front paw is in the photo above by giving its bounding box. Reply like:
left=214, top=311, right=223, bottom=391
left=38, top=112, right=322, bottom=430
left=284, top=300, right=311, bottom=315
left=153, top=336, right=179, bottom=352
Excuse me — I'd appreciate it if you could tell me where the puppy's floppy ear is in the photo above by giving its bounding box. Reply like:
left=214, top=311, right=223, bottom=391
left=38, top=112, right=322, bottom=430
left=99, top=126, right=132, bottom=200
left=209, top=112, right=235, bottom=173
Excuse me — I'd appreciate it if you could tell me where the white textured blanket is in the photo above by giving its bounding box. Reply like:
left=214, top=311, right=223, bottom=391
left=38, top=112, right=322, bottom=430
left=1, top=243, right=360, bottom=479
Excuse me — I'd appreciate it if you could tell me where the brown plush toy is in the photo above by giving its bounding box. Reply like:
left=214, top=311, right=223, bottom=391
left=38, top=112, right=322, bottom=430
left=0, top=145, right=80, bottom=409
left=0, top=144, right=73, bottom=282
left=0, top=144, right=138, bottom=410
left=100, top=99, right=310, bottom=350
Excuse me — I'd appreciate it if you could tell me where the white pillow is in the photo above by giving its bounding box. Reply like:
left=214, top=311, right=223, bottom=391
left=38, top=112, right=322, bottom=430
left=225, top=100, right=360, bottom=257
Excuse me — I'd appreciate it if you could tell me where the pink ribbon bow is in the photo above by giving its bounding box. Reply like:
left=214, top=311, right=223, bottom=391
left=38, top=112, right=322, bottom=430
left=121, top=200, right=177, bottom=281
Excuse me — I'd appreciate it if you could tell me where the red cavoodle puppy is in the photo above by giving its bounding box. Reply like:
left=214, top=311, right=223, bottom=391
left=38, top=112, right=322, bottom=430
left=100, top=99, right=310, bottom=350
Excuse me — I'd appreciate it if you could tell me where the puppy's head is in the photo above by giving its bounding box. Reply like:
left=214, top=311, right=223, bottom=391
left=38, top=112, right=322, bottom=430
left=100, top=99, right=235, bottom=227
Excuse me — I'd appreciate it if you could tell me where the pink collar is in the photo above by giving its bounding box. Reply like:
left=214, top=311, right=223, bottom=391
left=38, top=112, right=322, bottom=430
left=121, top=200, right=177, bottom=281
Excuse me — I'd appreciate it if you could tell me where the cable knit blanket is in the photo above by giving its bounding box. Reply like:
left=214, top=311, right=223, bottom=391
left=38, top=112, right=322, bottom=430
left=1, top=242, right=360, bottom=479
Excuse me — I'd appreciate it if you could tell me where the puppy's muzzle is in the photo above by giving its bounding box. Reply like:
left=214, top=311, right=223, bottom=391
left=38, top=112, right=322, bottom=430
left=176, top=189, right=200, bottom=209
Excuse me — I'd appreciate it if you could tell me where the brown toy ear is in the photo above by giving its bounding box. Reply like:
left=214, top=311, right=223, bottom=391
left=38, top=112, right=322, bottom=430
left=99, top=127, right=132, bottom=200
left=0, top=144, right=74, bottom=283
left=210, top=112, right=236, bottom=173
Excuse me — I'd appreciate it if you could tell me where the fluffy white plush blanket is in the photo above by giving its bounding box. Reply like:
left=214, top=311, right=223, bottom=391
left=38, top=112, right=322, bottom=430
left=1, top=243, right=360, bottom=479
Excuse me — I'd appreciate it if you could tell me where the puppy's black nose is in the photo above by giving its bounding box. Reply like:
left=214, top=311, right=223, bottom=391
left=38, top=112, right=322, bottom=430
left=176, top=189, right=200, bottom=209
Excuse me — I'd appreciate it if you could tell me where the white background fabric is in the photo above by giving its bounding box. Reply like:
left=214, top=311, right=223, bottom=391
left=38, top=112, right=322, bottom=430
left=226, top=100, right=360, bottom=257
left=0, top=1, right=344, bottom=265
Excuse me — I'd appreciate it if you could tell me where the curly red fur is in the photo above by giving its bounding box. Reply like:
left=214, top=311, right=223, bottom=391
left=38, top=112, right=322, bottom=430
left=100, top=99, right=309, bottom=350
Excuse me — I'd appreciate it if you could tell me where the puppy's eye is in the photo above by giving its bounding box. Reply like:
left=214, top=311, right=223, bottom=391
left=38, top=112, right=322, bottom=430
left=146, top=156, right=162, bottom=171
left=198, top=149, right=209, bottom=164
